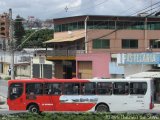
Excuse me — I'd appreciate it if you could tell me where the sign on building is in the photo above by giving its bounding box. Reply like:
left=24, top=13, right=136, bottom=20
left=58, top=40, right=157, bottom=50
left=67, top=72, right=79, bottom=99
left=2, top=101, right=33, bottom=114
left=117, top=53, right=160, bottom=64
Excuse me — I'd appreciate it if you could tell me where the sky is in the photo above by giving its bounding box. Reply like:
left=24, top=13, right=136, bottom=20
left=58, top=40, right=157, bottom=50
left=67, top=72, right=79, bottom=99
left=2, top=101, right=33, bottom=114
left=0, top=0, right=159, bottom=20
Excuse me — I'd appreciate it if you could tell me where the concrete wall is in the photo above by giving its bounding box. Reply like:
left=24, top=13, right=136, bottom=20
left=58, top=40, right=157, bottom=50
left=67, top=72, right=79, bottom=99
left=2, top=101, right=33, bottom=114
left=87, top=29, right=160, bottom=53
left=124, top=64, right=151, bottom=77
left=76, top=53, right=111, bottom=78
left=109, top=62, right=124, bottom=74
left=16, top=65, right=31, bottom=77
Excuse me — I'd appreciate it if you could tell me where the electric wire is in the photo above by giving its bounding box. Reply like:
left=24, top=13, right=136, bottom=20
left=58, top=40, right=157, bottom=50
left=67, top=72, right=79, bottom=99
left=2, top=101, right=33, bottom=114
left=49, top=1, right=160, bottom=50
left=24, top=0, right=160, bottom=50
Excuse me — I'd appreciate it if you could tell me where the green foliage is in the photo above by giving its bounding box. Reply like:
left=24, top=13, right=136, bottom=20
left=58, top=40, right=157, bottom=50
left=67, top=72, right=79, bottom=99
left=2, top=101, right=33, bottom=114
left=4, top=76, right=11, bottom=80
left=14, top=15, right=25, bottom=50
left=0, top=113, right=160, bottom=120
left=21, top=29, right=54, bottom=48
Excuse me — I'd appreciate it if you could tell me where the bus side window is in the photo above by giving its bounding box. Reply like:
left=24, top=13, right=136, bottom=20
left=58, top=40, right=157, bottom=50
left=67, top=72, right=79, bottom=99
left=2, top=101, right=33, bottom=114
left=113, top=82, right=129, bottom=95
left=26, top=83, right=43, bottom=95
left=44, top=83, right=62, bottom=95
left=97, top=82, right=112, bottom=95
left=63, top=83, right=80, bottom=95
left=81, top=83, right=96, bottom=95
left=130, top=82, right=147, bottom=95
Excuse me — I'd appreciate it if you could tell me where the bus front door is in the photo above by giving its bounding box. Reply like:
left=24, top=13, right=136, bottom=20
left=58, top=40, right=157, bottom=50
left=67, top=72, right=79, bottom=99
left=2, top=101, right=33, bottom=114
left=8, top=83, right=25, bottom=110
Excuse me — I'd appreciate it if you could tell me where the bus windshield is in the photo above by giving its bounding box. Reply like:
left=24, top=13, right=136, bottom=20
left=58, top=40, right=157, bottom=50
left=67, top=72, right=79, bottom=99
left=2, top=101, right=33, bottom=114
left=9, top=83, right=23, bottom=100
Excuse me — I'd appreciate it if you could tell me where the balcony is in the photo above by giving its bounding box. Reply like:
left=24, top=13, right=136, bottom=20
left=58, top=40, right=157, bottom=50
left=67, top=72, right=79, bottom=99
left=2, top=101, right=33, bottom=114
left=46, top=50, right=85, bottom=60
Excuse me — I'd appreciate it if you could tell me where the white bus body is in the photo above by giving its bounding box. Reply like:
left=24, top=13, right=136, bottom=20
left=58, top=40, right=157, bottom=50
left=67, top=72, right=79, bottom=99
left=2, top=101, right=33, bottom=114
left=86, top=78, right=154, bottom=112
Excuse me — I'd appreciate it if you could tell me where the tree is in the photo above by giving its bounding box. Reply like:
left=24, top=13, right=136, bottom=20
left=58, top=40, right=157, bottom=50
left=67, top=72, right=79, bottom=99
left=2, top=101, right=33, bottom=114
left=14, top=15, right=25, bottom=50
left=21, top=29, right=54, bottom=48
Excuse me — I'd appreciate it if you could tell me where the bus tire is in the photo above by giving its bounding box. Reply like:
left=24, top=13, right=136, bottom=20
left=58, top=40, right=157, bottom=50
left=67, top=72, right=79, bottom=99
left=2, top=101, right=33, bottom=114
left=28, top=104, right=40, bottom=114
left=96, top=104, right=109, bottom=112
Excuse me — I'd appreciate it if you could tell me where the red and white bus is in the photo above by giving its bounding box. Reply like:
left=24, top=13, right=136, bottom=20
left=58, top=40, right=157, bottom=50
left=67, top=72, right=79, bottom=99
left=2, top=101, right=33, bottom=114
left=7, top=78, right=156, bottom=113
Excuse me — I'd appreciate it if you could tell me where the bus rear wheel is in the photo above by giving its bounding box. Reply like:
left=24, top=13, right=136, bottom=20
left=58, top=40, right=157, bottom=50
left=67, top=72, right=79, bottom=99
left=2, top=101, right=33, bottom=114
left=96, top=104, right=109, bottom=112
left=28, top=104, right=40, bottom=114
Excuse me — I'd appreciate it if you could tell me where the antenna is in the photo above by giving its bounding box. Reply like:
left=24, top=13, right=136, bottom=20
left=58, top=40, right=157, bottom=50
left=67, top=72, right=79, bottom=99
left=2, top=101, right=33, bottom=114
left=151, top=0, right=152, bottom=13
left=65, top=6, right=68, bottom=12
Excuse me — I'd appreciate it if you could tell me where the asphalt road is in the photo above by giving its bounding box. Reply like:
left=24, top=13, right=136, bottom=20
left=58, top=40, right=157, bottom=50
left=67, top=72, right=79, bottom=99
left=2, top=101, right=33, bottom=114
left=0, top=110, right=27, bottom=115
left=0, top=80, right=8, bottom=98
left=0, top=80, right=8, bottom=112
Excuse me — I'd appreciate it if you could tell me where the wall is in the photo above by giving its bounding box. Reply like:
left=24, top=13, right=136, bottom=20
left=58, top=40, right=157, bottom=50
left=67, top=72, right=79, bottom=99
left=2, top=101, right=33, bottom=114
left=3, top=63, right=9, bottom=75
left=109, top=62, right=124, bottom=74
left=54, top=30, right=85, bottom=39
left=54, top=61, right=63, bottom=78
left=116, top=53, right=153, bottom=77
left=87, top=29, right=160, bottom=53
left=76, top=53, right=110, bottom=78
left=16, top=65, right=31, bottom=77
left=125, top=64, right=151, bottom=77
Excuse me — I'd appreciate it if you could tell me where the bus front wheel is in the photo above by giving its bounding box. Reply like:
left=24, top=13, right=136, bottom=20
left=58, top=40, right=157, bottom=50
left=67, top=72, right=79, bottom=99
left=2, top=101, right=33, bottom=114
left=96, top=104, right=109, bottom=112
left=28, top=104, right=40, bottom=114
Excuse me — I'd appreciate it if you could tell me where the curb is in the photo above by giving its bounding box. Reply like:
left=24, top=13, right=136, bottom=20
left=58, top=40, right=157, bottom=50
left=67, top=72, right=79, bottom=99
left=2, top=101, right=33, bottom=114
left=0, top=103, right=8, bottom=110
left=0, top=101, right=5, bottom=105
left=0, top=95, right=7, bottom=109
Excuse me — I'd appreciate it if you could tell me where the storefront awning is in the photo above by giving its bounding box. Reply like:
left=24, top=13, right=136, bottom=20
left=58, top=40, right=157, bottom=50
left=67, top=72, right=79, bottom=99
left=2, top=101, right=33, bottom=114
left=44, top=35, right=84, bottom=43
left=127, top=72, right=160, bottom=78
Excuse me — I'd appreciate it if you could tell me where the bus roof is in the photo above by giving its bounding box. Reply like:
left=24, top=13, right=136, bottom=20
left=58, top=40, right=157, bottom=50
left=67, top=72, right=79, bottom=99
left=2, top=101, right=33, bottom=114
left=8, top=77, right=153, bottom=84
left=8, top=78, right=89, bottom=83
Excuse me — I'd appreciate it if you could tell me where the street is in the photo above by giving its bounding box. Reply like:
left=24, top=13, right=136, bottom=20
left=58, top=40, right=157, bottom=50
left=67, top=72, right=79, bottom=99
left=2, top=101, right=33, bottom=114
left=0, top=80, right=8, bottom=98
left=0, top=80, right=9, bottom=113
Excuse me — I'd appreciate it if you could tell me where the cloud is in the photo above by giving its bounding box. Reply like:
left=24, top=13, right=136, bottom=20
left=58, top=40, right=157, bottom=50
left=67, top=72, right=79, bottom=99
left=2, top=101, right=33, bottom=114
left=0, top=0, right=159, bottom=19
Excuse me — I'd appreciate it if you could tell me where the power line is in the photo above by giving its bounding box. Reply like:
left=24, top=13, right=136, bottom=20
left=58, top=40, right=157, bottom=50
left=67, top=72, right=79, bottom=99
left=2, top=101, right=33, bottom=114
left=18, top=0, right=160, bottom=51
left=85, top=10, right=160, bottom=48
left=130, top=0, right=160, bottom=16
left=57, top=0, right=160, bottom=39
left=65, top=0, right=95, bottom=10
left=49, top=1, right=160, bottom=50
left=117, top=0, right=154, bottom=15
left=68, top=0, right=110, bottom=12
left=48, top=0, right=110, bottom=19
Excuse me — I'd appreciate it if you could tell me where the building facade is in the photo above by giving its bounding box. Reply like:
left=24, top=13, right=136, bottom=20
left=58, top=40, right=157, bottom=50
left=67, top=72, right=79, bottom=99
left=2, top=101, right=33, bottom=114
left=0, top=49, right=54, bottom=79
left=0, top=13, right=9, bottom=50
left=45, top=15, right=160, bottom=79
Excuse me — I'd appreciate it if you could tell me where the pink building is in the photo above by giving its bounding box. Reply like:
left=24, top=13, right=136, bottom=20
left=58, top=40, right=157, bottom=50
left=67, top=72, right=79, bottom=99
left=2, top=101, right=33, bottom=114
left=76, top=53, right=110, bottom=78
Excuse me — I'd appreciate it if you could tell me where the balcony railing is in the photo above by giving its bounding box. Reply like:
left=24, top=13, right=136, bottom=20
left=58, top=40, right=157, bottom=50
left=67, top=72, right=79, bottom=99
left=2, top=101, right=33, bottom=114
left=46, top=50, right=85, bottom=56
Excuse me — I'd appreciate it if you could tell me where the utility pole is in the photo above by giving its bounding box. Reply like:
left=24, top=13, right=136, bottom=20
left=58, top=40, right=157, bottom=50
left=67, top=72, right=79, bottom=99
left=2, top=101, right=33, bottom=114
left=9, top=8, right=15, bottom=79
left=85, top=16, right=89, bottom=53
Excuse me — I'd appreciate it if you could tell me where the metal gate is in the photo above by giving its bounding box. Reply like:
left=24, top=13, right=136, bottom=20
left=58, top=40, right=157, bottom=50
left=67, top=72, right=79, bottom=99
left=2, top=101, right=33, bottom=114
left=43, top=64, right=52, bottom=78
left=32, top=64, right=40, bottom=78
left=32, top=64, right=52, bottom=78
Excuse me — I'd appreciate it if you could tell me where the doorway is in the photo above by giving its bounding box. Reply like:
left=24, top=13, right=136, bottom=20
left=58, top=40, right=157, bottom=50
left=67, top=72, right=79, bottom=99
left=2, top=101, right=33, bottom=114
left=154, top=78, right=160, bottom=103
left=63, top=60, right=76, bottom=79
